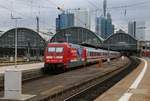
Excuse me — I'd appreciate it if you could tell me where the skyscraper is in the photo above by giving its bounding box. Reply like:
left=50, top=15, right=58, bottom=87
left=136, top=21, right=145, bottom=41
left=95, top=17, right=102, bottom=36
left=56, top=8, right=91, bottom=31
left=128, top=21, right=136, bottom=37
left=106, top=13, right=113, bottom=37
left=145, top=20, right=150, bottom=41
left=95, top=13, right=114, bottom=39
left=69, top=8, right=91, bottom=29
left=95, top=0, right=114, bottom=39
left=103, top=0, right=107, bottom=17
left=56, top=13, right=74, bottom=31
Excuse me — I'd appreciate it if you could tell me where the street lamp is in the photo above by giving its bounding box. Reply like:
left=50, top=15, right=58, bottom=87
left=11, top=16, right=22, bottom=68
left=27, top=38, right=30, bottom=62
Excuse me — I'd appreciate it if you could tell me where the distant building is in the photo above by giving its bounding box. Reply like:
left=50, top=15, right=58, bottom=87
left=56, top=13, right=74, bottom=31
left=138, top=41, right=150, bottom=53
left=145, top=20, right=150, bottom=41
left=106, top=13, right=114, bottom=37
left=95, top=13, right=114, bottom=39
left=128, top=21, right=146, bottom=41
left=74, top=9, right=91, bottom=29
left=136, top=21, right=146, bottom=41
left=103, top=0, right=107, bottom=17
left=56, top=8, right=91, bottom=31
left=95, top=17, right=101, bottom=36
left=67, top=8, right=91, bottom=29
left=96, top=16, right=106, bottom=37
left=128, top=21, right=136, bottom=37
left=112, top=25, right=115, bottom=34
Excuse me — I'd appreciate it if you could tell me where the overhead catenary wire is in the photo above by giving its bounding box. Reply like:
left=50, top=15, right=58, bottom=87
left=1, top=0, right=150, bottom=32
left=86, top=0, right=99, bottom=9
left=2, top=0, right=58, bottom=17
left=1, top=0, right=150, bottom=18
left=0, top=4, right=25, bottom=17
left=2, top=0, right=150, bottom=19
left=85, top=0, right=150, bottom=30
left=109, top=0, right=150, bottom=9
left=85, top=0, right=150, bottom=14
left=48, top=0, right=64, bottom=11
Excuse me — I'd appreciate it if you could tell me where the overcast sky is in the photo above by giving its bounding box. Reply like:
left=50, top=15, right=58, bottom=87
left=0, top=0, right=150, bottom=33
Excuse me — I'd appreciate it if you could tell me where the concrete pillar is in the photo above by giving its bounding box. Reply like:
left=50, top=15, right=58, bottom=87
left=107, top=58, right=110, bottom=63
left=4, top=69, right=22, bottom=99
left=0, top=68, right=36, bottom=100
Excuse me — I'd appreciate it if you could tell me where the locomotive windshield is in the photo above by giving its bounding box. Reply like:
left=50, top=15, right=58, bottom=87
left=48, top=47, right=63, bottom=53
left=56, top=47, right=63, bottom=52
left=48, top=47, right=55, bottom=52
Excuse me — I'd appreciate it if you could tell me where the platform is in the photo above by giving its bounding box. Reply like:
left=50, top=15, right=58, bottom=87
left=0, top=63, right=44, bottom=74
left=95, top=57, right=150, bottom=101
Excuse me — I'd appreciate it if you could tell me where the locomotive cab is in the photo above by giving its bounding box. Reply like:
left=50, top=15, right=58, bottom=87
left=44, top=43, right=70, bottom=72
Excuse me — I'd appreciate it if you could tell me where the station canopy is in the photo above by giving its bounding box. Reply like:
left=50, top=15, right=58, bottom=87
left=0, top=27, right=46, bottom=49
left=50, top=27, right=104, bottom=47
left=0, top=27, right=46, bottom=57
left=101, top=32, right=138, bottom=51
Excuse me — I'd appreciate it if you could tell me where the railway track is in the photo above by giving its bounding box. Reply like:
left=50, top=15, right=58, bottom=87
left=21, top=57, right=132, bottom=101
left=63, top=57, right=140, bottom=101
left=33, top=57, right=138, bottom=101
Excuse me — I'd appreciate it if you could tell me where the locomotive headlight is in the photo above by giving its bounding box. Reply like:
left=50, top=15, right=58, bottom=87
left=56, top=56, right=63, bottom=59
left=46, top=56, right=52, bottom=59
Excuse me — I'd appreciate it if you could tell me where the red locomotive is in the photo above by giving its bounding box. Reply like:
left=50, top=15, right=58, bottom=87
left=44, top=42, right=120, bottom=73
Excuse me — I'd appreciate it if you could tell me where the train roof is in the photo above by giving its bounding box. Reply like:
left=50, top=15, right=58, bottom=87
left=47, top=42, right=119, bottom=53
